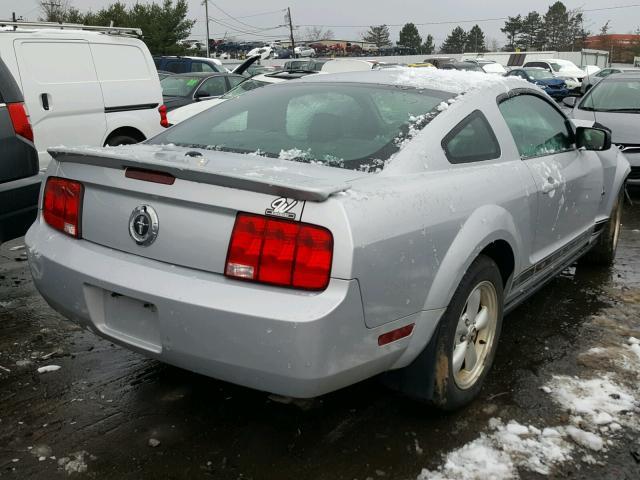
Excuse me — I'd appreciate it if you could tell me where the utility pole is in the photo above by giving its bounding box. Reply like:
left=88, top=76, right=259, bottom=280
left=287, top=7, right=295, bottom=55
left=204, top=0, right=211, bottom=58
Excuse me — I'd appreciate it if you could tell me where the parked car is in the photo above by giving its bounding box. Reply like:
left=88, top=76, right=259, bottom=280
left=440, top=62, right=484, bottom=72
left=153, top=55, right=227, bottom=74
left=505, top=68, right=570, bottom=99
left=26, top=70, right=628, bottom=410
left=565, top=72, right=640, bottom=186
left=522, top=59, right=586, bottom=93
left=464, top=59, right=507, bottom=75
left=247, top=46, right=273, bottom=60
left=283, top=59, right=327, bottom=72
left=0, top=57, right=40, bottom=244
left=581, top=67, right=640, bottom=94
left=407, top=63, right=436, bottom=68
left=0, top=24, right=165, bottom=169
left=272, top=48, right=293, bottom=59
left=294, top=46, right=316, bottom=58
left=161, top=72, right=246, bottom=111
left=423, top=57, right=456, bottom=69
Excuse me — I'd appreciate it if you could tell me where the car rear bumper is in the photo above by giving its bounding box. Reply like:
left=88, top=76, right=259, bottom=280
left=0, top=173, right=42, bottom=243
left=25, top=220, right=443, bottom=397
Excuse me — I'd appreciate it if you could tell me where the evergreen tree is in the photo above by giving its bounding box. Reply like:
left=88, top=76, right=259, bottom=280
left=362, top=25, right=392, bottom=47
left=501, top=15, right=522, bottom=50
left=422, top=34, right=435, bottom=54
left=398, top=23, right=422, bottom=51
left=42, top=0, right=195, bottom=55
left=466, top=25, right=486, bottom=52
left=441, top=26, right=467, bottom=54
left=520, top=12, right=544, bottom=50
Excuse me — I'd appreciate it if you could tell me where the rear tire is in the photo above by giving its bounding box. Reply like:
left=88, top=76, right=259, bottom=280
left=402, top=255, right=504, bottom=410
left=105, top=135, right=140, bottom=147
left=582, top=189, right=623, bottom=266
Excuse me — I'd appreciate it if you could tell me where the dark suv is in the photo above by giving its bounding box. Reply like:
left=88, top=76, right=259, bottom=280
left=0, top=58, right=41, bottom=244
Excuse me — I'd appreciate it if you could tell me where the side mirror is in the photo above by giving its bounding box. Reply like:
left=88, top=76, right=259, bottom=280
left=194, top=90, right=210, bottom=101
left=576, top=126, right=611, bottom=151
left=562, top=96, right=577, bottom=108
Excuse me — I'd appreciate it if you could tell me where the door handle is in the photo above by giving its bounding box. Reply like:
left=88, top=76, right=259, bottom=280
left=542, top=176, right=560, bottom=194
left=41, top=93, right=49, bottom=111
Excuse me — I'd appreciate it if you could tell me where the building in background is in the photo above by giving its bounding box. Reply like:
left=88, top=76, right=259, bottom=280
left=584, top=34, right=640, bottom=63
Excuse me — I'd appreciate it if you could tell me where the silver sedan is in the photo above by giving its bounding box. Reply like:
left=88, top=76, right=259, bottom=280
left=26, top=70, right=629, bottom=410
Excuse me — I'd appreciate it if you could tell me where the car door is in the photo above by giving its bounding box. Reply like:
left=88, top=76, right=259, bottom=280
left=498, top=92, right=603, bottom=260
left=13, top=39, right=107, bottom=168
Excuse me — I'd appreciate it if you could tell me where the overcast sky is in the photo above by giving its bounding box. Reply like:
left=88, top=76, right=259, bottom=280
left=4, top=0, right=640, bottom=47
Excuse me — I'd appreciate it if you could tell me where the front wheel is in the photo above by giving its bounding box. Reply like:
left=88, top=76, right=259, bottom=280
left=582, top=188, right=624, bottom=265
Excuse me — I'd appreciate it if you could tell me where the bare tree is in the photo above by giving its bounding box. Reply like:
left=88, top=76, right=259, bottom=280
left=304, top=26, right=335, bottom=42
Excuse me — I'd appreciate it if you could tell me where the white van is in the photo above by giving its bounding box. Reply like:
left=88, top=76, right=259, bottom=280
left=0, top=23, right=165, bottom=168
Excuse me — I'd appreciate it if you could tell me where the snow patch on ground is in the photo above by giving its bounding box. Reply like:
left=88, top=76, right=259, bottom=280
left=547, top=374, right=638, bottom=432
left=417, top=420, right=573, bottom=479
left=58, top=451, right=91, bottom=474
left=37, top=365, right=61, bottom=373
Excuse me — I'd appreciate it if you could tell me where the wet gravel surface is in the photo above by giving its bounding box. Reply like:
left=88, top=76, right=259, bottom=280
left=1, top=191, right=639, bottom=479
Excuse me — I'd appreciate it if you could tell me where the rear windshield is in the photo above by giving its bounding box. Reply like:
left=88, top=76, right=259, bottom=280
left=161, top=76, right=201, bottom=97
left=221, top=79, right=269, bottom=99
left=149, top=83, right=452, bottom=171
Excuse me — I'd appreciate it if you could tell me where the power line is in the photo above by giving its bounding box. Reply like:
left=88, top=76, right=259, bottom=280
left=296, top=3, right=640, bottom=28
left=207, top=16, right=286, bottom=38
left=207, top=1, right=283, bottom=31
left=232, top=8, right=288, bottom=20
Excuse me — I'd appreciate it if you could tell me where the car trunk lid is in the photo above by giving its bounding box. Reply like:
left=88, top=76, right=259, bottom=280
left=48, top=145, right=364, bottom=274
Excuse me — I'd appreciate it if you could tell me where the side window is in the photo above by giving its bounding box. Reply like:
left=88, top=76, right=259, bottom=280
left=165, top=61, right=187, bottom=74
left=191, top=61, right=217, bottom=73
left=498, top=94, right=574, bottom=158
left=227, top=76, right=245, bottom=89
left=196, top=76, right=227, bottom=97
left=442, top=110, right=501, bottom=164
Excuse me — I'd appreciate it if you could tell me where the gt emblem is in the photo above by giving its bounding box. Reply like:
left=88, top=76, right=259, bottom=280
left=265, top=197, right=298, bottom=219
left=129, top=205, right=159, bottom=246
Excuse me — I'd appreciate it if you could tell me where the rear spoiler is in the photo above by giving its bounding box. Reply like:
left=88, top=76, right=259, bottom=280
left=48, top=146, right=359, bottom=202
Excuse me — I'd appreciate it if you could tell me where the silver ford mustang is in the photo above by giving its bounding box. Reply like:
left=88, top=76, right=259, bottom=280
left=26, top=70, right=629, bottom=410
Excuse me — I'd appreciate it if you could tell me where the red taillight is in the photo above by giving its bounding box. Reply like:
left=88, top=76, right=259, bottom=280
left=225, top=213, right=333, bottom=290
left=159, top=104, right=169, bottom=128
left=7, top=102, right=34, bottom=142
left=43, top=177, right=84, bottom=238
